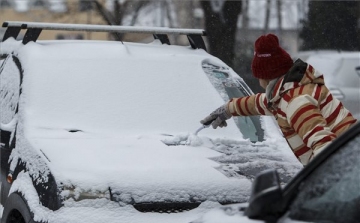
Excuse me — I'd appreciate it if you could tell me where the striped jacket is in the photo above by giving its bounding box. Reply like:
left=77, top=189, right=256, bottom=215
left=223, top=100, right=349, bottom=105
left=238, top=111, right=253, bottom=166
left=228, top=59, right=357, bottom=165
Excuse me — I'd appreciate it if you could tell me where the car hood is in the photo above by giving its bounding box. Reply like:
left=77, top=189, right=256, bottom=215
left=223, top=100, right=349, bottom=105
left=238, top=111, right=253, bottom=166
left=28, top=131, right=253, bottom=204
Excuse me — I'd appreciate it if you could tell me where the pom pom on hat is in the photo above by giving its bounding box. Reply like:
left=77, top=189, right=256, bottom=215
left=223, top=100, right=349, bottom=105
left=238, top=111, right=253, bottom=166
left=251, top=34, right=293, bottom=79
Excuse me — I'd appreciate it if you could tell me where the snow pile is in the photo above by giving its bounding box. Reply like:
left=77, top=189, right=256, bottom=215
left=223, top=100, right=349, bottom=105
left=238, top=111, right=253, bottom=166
left=186, top=133, right=204, bottom=146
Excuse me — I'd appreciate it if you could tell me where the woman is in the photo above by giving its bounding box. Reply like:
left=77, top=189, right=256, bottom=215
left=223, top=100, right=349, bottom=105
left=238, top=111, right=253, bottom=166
left=201, top=34, right=357, bottom=166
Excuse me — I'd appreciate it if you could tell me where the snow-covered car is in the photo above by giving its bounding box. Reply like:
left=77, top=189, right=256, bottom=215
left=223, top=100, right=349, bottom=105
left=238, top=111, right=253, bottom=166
left=192, top=121, right=360, bottom=223
left=0, top=21, right=302, bottom=223
left=296, top=51, right=360, bottom=119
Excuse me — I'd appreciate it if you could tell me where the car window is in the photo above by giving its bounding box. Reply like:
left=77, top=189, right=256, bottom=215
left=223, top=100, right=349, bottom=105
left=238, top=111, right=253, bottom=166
left=202, top=62, right=264, bottom=142
left=288, top=134, right=360, bottom=223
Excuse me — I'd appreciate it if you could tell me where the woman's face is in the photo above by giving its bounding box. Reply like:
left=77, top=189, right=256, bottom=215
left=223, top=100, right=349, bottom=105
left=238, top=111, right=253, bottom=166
left=259, top=78, right=270, bottom=89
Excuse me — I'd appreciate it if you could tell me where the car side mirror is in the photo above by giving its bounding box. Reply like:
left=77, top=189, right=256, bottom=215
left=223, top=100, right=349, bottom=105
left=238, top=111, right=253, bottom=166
left=244, top=169, right=283, bottom=220
left=356, top=66, right=360, bottom=77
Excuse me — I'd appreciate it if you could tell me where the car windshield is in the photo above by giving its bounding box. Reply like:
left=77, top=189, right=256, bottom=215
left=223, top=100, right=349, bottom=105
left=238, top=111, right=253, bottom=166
left=202, top=62, right=264, bottom=142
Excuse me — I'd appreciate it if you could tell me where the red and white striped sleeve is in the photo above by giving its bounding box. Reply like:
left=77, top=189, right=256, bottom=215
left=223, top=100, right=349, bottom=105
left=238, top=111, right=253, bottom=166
left=227, top=93, right=273, bottom=116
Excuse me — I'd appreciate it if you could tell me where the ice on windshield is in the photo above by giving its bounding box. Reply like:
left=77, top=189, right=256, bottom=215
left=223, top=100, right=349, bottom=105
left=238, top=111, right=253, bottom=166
left=202, top=61, right=264, bottom=142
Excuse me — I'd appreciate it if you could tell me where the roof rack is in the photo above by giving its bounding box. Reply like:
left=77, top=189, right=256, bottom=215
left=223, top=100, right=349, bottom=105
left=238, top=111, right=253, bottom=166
left=2, top=21, right=207, bottom=51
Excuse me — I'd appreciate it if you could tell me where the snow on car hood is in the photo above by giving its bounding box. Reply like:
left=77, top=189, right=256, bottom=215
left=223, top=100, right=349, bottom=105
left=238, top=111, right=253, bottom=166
left=29, top=131, right=252, bottom=204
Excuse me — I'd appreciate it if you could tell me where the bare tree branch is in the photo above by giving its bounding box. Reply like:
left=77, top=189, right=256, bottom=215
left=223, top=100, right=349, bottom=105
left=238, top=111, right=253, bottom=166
left=130, top=1, right=150, bottom=26
left=93, top=0, right=116, bottom=25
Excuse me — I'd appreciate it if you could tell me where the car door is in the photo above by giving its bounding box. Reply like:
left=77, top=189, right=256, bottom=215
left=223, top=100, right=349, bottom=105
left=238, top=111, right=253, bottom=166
left=278, top=125, right=360, bottom=223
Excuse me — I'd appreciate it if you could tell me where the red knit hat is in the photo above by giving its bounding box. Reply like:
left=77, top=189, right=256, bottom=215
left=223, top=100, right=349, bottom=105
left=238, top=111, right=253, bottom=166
left=251, top=34, right=293, bottom=79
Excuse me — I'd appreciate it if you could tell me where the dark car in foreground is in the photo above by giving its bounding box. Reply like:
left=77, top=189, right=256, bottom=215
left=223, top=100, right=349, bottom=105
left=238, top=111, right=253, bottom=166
left=193, top=121, right=360, bottom=223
